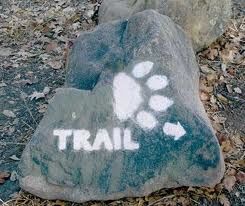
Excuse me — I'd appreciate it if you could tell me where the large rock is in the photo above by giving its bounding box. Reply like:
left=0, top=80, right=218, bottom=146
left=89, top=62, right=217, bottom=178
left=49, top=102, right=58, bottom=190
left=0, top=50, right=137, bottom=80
left=99, top=0, right=232, bottom=51
left=18, top=10, right=224, bottom=203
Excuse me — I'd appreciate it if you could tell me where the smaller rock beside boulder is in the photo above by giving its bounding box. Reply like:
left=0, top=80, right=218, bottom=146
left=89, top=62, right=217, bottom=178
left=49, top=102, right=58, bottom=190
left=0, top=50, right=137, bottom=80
left=99, top=0, right=232, bottom=51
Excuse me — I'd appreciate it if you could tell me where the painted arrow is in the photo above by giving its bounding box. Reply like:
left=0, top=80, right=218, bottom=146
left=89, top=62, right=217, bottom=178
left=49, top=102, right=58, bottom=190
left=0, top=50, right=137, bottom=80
left=163, top=122, right=186, bottom=140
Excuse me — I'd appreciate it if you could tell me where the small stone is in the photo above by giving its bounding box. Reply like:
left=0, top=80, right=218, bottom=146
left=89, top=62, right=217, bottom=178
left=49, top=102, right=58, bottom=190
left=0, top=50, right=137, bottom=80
left=234, top=87, right=242, bottom=94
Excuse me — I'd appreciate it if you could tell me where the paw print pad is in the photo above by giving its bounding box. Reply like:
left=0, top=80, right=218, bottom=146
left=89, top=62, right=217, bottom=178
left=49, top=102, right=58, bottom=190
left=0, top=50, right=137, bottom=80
left=113, top=61, right=174, bottom=130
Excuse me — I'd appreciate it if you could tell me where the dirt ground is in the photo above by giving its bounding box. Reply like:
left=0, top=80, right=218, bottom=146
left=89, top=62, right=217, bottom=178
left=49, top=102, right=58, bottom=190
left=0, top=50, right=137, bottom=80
left=0, top=0, right=244, bottom=205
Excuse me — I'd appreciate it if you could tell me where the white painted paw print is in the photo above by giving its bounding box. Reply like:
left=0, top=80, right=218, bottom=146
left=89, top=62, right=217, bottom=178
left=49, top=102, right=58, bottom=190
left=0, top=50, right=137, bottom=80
left=113, top=61, right=183, bottom=133
left=113, top=61, right=186, bottom=140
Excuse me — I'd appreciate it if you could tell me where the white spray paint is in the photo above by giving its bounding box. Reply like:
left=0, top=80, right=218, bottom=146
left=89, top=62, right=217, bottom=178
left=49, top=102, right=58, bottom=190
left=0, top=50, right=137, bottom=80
left=113, top=61, right=177, bottom=131
left=162, top=122, right=186, bottom=140
left=54, top=61, right=188, bottom=152
left=113, top=73, right=143, bottom=121
left=136, top=111, right=157, bottom=129
left=93, top=129, right=114, bottom=151
left=73, top=130, right=93, bottom=151
left=149, top=95, right=174, bottom=112
left=113, top=128, right=122, bottom=150
left=123, top=128, right=139, bottom=150
left=146, top=75, right=168, bottom=90
left=53, top=130, right=72, bottom=150
left=53, top=128, right=139, bottom=151
left=132, top=61, right=154, bottom=78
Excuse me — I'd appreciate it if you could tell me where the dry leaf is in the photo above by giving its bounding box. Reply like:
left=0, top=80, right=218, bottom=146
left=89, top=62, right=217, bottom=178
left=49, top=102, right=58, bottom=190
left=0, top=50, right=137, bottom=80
left=220, top=49, right=235, bottom=64
left=9, top=155, right=20, bottom=161
left=223, top=176, right=236, bottom=192
left=30, top=87, right=50, bottom=100
left=226, top=168, right=236, bottom=176
left=234, top=87, right=242, bottom=94
left=221, top=140, right=233, bottom=153
left=205, top=48, right=219, bottom=60
left=217, top=94, right=228, bottom=103
left=200, top=92, right=210, bottom=101
left=0, top=82, right=7, bottom=87
left=219, top=194, right=230, bottom=206
left=47, top=60, right=63, bottom=69
left=43, top=86, right=50, bottom=95
left=0, top=47, right=12, bottom=57
left=3, top=110, right=16, bottom=118
left=46, top=42, right=58, bottom=53
left=10, top=171, right=18, bottom=182
left=30, top=91, right=45, bottom=100
left=0, top=172, right=10, bottom=184
left=236, top=171, right=245, bottom=184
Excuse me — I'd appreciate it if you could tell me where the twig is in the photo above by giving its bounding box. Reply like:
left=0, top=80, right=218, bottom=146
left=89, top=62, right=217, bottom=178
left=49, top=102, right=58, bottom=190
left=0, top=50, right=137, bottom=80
left=0, top=141, right=26, bottom=146
left=147, top=195, right=175, bottom=206
left=21, top=94, right=38, bottom=126
left=0, top=198, right=9, bottom=206
left=190, top=198, right=200, bottom=205
left=21, top=120, right=35, bottom=131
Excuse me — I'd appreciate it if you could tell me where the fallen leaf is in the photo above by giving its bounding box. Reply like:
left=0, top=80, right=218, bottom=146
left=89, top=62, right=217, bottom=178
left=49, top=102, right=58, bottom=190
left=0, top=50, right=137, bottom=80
left=29, top=91, right=45, bottom=100
left=3, top=110, right=16, bottom=118
left=220, top=48, right=235, bottom=64
left=9, top=155, right=20, bottom=161
left=200, top=92, right=210, bottom=101
left=43, top=86, right=50, bottom=95
left=204, top=48, right=219, bottom=60
left=0, top=82, right=7, bottom=87
left=29, top=87, right=50, bottom=100
left=223, top=176, right=236, bottom=192
left=0, top=47, right=12, bottom=57
left=221, top=140, right=233, bottom=153
left=38, top=104, right=48, bottom=113
left=219, top=194, right=230, bottom=206
left=47, top=60, right=63, bottom=69
left=226, top=84, right=233, bottom=93
left=234, top=160, right=245, bottom=168
left=217, top=94, right=228, bottom=103
left=46, top=42, right=58, bottom=53
left=0, top=172, right=10, bottom=184
left=236, top=171, right=245, bottom=184
left=10, top=171, right=18, bottom=182
left=226, top=168, right=236, bottom=176
left=234, top=87, right=242, bottom=94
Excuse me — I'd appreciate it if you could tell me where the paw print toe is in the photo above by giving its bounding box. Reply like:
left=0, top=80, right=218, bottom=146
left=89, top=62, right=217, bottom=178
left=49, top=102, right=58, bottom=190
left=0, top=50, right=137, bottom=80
left=136, top=111, right=157, bottom=130
left=146, top=75, right=168, bottom=90
left=132, top=61, right=154, bottom=78
left=149, top=95, right=174, bottom=112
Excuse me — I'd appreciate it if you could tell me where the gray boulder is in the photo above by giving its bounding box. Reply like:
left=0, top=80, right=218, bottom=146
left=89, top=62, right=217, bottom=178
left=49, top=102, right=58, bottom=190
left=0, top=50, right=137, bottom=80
left=99, top=0, right=232, bottom=51
left=19, top=10, right=224, bottom=203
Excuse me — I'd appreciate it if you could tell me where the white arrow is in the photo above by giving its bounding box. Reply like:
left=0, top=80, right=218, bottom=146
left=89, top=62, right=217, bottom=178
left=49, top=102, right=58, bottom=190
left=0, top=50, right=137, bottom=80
left=163, top=122, right=186, bottom=140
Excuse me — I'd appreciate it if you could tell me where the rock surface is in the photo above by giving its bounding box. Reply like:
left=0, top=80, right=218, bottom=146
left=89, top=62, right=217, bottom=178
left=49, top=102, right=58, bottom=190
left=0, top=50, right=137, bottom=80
left=99, top=0, right=232, bottom=51
left=19, top=10, right=224, bottom=202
